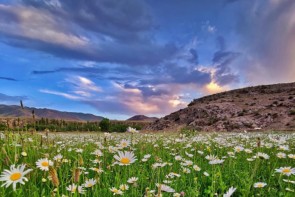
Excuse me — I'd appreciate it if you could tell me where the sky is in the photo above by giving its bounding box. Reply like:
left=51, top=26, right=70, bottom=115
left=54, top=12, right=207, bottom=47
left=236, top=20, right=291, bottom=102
left=0, top=0, right=295, bottom=120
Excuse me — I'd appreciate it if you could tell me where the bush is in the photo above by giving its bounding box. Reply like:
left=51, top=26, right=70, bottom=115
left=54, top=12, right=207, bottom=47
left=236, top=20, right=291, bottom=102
left=99, top=118, right=110, bottom=132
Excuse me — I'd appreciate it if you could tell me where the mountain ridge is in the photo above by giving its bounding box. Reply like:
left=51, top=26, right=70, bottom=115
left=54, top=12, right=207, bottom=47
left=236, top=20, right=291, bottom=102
left=0, top=104, right=104, bottom=121
left=147, top=82, right=295, bottom=131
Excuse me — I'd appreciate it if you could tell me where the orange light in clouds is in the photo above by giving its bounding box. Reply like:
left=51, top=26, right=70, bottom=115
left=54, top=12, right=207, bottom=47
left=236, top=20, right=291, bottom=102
left=206, top=81, right=224, bottom=93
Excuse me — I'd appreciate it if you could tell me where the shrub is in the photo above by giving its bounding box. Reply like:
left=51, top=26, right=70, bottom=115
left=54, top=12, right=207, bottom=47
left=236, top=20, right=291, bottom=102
left=99, top=118, right=110, bottom=132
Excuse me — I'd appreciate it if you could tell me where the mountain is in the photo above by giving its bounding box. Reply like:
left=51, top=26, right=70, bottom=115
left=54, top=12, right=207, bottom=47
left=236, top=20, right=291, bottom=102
left=127, top=115, right=158, bottom=122
left=0, top=105, right=104, bottom=121
left=147, top=82, right=295, bottom=132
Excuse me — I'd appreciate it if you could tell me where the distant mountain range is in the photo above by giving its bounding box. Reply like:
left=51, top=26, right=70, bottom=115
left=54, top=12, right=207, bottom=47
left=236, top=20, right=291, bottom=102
left=0, top=105, right=104, bottom=121
left=147, top=82, right=295, bottom=131
left=127, top=115, right=158, bottom=122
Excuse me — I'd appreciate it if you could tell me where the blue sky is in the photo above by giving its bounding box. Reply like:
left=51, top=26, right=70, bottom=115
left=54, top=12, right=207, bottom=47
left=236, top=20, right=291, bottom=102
left=0, top=0, right=295, bottom=120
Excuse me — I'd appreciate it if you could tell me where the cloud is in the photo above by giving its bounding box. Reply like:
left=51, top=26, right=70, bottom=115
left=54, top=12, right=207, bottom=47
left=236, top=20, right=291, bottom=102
left=212, top=36, right=240, bottom=86
left=0, top=76, right=17, bottom=81
left=0, top=93, right=27, bottom=102
left=0, top=2, right=178, bottom=66
left=39, top=89, right=83, bottom=100
left=233, top=0, right=295, bottom=84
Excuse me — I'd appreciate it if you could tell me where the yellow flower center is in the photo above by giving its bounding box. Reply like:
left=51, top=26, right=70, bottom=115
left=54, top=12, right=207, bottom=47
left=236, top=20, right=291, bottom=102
left=87, top=183, right=92, bottom=187
left=10, top=172, right=21, bottom=181
left=122, top=142, right=127, bottom=147
left=257, top=184, right=263, bottom=188
left=120, top=157, right=130, bottom=164
left=282, top=168, right=291, bottom=173
left=41, top=161, right=49, bottom=167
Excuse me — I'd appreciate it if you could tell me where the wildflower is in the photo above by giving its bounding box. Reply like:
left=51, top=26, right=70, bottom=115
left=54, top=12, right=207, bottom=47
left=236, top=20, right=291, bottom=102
left=256, top=152, right=270, bottom=160
left=53, top=154, right=63, bottom=161
left=193, top=165, right=201, bottom=171
left=36, top=158, right=53, bottom=171
left=92, top=149, right=103, bottom=157
left=182, top=167, right=191, bottom=174
left=205, top=154, right=218, bottom=161
left=127, top=127, right=138, bottom=133
left=114, top=151, right=137, bottom=166
left=90, top=167, right=104, bottom=174
left=276, top=152, right=286, bottom=158
left=234, top=146, right=244, bottom=152
left=288, top=154, right=295, bottom=159
left=119, top=184, right=129, bottom=191
left=223, top=186, right=236, bottom=197
left=110, top=187, right=123, bottom=195
left=175, top=155, right=182, bottom=161
left=286, top=188, right=294, bottom=192
left=66, top=184, right=77, bottom=193
left=119, top=139, right=130, bottom=148
left=84, top=178, right=97, bottom=188
left=203, top=172, right=209, bottom=176
left=156, top=183, right=175, bottom=193
left=254, top=182, right=267, bottom=188
left=21, top=152, right=27, bottom=157
left=209, top=159, right=224, bottom=165
left=275, top=167, right=295, bottom=176
left=127, top=177, right=138, bottom=184
left=0, top=164, right=32, bottom=191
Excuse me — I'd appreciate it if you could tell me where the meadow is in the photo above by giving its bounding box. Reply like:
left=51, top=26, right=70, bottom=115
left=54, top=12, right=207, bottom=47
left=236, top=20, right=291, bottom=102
left=0, top=130, right=294, bottom=197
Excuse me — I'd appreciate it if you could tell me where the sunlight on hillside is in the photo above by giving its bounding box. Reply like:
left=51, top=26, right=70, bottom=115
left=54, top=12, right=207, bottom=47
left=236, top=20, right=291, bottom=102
left=205, top=81, right=224, bottom=93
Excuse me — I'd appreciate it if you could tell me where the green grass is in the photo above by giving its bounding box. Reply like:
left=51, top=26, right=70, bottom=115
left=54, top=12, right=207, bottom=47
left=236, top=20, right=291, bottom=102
left=0, top=131, right=294, bottom=196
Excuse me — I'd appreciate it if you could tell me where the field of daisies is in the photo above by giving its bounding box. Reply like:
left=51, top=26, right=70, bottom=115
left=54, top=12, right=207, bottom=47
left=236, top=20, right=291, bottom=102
left=0, top=129, right=294, bottom=197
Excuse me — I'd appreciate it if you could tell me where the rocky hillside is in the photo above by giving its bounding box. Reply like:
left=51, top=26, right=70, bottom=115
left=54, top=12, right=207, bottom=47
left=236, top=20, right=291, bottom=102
left=0, top=105, right=104, bottom=121
left=147, top=82, right=295, bottom=131
left=127, top=115, right=158, bottom=122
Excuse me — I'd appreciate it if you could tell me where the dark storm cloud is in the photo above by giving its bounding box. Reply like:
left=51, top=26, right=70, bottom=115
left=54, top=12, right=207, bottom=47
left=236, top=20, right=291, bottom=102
left=233, top=0, right=295, bottom=84
left=212, top=36, right=240, bottom=86
left=138, top=64, right=211, bottom=86
left=0, top=93, right=27, bottom=102
left=0, top=1, right=178, bottom=66
left=0, top=76, right=17, bottom=81
left=22, top=0, right=153, bottom=41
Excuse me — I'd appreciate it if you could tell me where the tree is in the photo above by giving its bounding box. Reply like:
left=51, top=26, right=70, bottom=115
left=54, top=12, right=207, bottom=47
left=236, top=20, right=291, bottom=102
left=99, top=118, right=110, bottom=132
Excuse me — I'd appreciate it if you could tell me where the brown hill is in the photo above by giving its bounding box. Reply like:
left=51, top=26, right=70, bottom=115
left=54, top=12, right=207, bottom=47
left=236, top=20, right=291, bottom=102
left=127, top=115, right=158, bottom=122
left=0, top=105, right=104, bottom=121
left=147, top=82, right=295, bottom=132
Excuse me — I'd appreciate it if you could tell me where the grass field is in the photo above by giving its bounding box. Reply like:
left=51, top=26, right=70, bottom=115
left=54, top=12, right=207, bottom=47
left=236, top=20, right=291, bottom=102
left=0, top=131, right=294, bottom=196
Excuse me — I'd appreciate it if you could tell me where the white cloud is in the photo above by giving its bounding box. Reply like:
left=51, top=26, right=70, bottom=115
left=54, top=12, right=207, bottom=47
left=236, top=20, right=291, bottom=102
left=39, top=89, right=83, bottom=100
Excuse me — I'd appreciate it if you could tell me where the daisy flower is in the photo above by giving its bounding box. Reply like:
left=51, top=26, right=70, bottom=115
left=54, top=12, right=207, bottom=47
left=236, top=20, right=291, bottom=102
left=36, top=158, right=53, bottom=171
left=67, top=184, right=77, bottom=193
left=254, top=182, right=267, bottom=188
left=84, top=178, right=97, bottom=188
left=275, top=167, right=295, bottom=176
left=256, top=152, right=270, bottom=160
left=110, top=187, right=123, bottom=195
left=127, top=177, right=138, bottom=184
left=114, top=151, right=137, bottom=166
left=223, top=186, right=236, bottom=197
left=127, top=127, right=138, bottom=133
left=119, top=184, right=129, bottom=191
left=156, top=183, right=175, bottom=193
left=53, top=154, right=63, bottom=162
left=276, top=152, right=286, bottom=158
left=0, top=164, right=32, bottom=191
left=119, top=139, right=130, bottom=148
left=209, top=159, right=224, bottom=165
